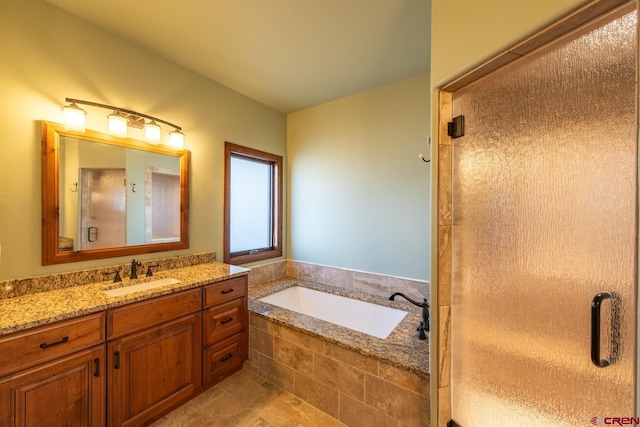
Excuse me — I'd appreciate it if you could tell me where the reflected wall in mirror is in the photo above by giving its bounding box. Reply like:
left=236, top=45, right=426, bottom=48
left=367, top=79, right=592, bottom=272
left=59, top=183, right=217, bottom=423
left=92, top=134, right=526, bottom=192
left=42, top=121, right=190, bottom=265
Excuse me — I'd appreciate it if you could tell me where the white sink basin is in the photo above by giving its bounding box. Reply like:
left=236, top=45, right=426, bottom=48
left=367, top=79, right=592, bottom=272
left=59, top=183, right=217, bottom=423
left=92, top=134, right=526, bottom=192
left=103, top=278, right=181, bottom=297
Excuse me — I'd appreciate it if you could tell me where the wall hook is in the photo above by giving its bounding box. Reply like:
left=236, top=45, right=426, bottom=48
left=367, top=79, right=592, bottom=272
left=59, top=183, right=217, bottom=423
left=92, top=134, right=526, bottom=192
left=71, top=182, right=78, bottom=192
left=131, top=182, right=136, bottom=193
left=419, top=136, right=431, bottom=163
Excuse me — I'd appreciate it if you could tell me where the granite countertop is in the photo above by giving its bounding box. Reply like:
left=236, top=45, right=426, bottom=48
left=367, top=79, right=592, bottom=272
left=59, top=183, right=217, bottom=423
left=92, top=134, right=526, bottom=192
left=0, top=261, right=429, bottom=378
left=249, top=278, right=430, bottom=378
left=0, top=262, right=249, bottom=336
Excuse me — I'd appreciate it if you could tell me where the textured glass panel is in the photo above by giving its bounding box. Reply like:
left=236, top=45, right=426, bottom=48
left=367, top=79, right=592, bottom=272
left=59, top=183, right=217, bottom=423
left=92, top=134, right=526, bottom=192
left=450, top=10, right=636, bottom=427
left=230, top=156, right=273, bottom=253
left=79, top=168, right=126, bottom=250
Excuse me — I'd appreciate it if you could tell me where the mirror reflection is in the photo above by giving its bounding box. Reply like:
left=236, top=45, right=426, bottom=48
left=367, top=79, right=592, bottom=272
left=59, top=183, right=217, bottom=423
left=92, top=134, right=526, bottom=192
left=42, top=122, right=190, bottom=265
left=59, top=137, right=181, bottom=251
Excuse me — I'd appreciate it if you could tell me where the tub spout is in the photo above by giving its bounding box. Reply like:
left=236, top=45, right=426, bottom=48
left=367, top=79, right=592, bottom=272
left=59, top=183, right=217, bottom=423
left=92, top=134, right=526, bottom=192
left=389, top=292, right=429, bottom=340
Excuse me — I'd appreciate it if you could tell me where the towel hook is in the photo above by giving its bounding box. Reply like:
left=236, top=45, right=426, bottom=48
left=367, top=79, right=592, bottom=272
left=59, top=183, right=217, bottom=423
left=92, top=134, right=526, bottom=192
left=419, top=137, right=431, bottom=163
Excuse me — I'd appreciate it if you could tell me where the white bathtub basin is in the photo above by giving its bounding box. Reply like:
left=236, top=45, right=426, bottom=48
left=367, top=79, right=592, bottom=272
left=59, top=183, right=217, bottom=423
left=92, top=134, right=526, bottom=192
left=259, top=286, right=408, bottom=339
left=103, top=278, right=181, bottom=297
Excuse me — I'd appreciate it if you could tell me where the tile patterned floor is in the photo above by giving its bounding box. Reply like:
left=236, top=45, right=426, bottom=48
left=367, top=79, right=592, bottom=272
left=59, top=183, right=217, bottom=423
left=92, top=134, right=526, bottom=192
left=151, top=366, right=346, bottom=427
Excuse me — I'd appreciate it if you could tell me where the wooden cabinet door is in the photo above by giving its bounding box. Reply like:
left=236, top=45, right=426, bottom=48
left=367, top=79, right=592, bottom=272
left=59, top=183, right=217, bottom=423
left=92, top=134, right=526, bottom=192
left=0, top=346, right=105, bottom=427
left=108, top=313, right=202, bottom=427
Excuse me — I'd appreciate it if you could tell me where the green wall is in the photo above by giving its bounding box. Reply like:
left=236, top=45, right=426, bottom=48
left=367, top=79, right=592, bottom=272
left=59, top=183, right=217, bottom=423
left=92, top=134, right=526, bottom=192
left=0, top=0, right=286, bottom=280
left=287, top=74, right=431, bottom=281
left=0, top=0, right=431, bottom=283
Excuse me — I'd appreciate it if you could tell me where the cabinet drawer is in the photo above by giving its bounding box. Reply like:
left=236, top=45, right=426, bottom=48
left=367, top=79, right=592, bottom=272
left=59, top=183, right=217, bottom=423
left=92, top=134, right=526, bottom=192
left=203, top=333, right=247, bottom=386
left=107, top=289, right=201, bottom=340
left=203, top=276, right=247, bottom=308
left=203, top=298, right=246, bottom=345
left=0, top=312, right=105, bottom=378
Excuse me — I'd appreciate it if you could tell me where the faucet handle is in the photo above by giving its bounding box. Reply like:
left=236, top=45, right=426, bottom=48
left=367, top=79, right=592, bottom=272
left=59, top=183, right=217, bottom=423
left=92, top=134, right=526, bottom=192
left=104, top=269, right=122, bottom=283
left=145, top=263, right=159, bottom=277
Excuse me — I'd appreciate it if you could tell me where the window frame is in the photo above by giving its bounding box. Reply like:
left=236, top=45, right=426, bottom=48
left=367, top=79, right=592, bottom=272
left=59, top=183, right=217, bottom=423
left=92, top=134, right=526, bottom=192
left=223, top=142, right=283, bottom=264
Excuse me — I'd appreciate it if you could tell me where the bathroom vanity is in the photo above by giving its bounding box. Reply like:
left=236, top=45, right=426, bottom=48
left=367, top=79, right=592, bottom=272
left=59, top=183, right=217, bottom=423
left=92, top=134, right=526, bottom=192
left=0, top=262, right=248, bottom=427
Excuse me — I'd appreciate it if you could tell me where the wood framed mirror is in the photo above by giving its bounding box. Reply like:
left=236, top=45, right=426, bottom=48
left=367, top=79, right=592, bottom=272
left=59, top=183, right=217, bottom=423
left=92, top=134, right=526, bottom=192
left=41, top=121, right=190, bottom=265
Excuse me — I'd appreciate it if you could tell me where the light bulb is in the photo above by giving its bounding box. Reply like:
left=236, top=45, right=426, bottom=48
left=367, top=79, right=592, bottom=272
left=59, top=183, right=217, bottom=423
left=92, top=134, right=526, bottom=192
left=108, top=111, right=128, bottom=138
left=145, top=120, right=161, bottom=143
left=169, top=129, right=184, bottom=149
left=62, top=102, right=86, bottom=132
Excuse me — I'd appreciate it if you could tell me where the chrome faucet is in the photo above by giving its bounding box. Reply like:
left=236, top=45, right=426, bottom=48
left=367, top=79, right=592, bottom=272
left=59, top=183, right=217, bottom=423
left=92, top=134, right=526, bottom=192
left=389, top=292, right=429, bottom=340
left=130, top=259, right=141, bottom=279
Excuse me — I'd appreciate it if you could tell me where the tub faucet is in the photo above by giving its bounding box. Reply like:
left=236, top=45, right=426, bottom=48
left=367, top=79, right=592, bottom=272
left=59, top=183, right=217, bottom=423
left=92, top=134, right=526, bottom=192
left=389, top=292, right=429, bottom=340
left=130, top=259, right=141, bottom=280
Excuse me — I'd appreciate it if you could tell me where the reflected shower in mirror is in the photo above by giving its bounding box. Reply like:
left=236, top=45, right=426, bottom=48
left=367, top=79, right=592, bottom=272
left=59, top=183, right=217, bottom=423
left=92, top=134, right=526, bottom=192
left=42, top=121, right=190, bottom=265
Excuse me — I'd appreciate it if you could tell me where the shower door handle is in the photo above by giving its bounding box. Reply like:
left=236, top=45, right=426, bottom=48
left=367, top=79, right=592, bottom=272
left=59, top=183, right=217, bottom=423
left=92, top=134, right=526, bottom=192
left=591, top=292, right=612, bottom=368
left=87, top=226, right=98, bottom=242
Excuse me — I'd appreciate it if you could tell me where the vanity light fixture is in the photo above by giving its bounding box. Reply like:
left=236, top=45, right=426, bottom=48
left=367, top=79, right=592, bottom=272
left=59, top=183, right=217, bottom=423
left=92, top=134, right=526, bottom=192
left=61, top=102, right=86, bottom=132
left=61, top=98, right=185, bottom=147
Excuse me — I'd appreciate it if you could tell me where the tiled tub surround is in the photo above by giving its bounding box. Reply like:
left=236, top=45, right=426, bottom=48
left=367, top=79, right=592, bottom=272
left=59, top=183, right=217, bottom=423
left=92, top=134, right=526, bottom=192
left=249, top=278, right=430, bottom=427
left=249, top=259, right=430, bottom=302
left=0, top=252, right=249, bottom=335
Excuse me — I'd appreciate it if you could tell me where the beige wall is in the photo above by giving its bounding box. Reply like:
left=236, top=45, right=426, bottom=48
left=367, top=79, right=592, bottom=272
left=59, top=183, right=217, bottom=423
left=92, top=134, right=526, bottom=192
left=287, top=74, right=431, bottom=281
left=431, top=0, right=586, bottom=87
left=0, top=0, right=286, bottom=280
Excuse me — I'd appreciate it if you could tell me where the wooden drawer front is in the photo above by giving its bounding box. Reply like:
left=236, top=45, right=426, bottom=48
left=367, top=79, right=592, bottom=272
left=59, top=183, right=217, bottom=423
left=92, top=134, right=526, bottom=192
left=203, top=333, right=247, bottom=386
left=203, top=276, right=247, bottom=308
left=203, top=298, right=246, bottom=345
left=107, top=289, right=201, bottom=340
left=0, top=313, right=105, bottom=378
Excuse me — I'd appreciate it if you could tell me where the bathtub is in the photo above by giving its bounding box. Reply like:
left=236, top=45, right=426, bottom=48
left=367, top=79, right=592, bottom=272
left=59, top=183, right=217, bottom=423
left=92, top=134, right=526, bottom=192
left=259, top=285, right=408, bottom=339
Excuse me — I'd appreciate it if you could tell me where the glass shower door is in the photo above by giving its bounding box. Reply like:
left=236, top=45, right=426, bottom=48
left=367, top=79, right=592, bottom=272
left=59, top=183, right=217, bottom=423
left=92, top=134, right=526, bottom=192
left=450, top=7, right=637, bottom=426
left=79, top=168, right=126, bottom=250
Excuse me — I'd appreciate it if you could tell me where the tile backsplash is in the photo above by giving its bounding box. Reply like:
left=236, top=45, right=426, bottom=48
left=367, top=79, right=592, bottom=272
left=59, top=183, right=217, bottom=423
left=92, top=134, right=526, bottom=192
left=3, top=254, right=428, bottom=302
left=0, top=252, right=217, bottom=299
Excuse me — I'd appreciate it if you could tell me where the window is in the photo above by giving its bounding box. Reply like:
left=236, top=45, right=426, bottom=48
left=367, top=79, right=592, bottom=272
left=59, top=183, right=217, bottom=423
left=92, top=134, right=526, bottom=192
left=224, top=142, right=282, bottom=264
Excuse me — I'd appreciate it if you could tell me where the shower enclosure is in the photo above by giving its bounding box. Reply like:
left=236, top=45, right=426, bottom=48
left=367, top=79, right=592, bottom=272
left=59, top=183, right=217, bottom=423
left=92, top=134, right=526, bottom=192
left=442, top=3, right=637, bottom=426
left=79, top=168, right=126, bottom=250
